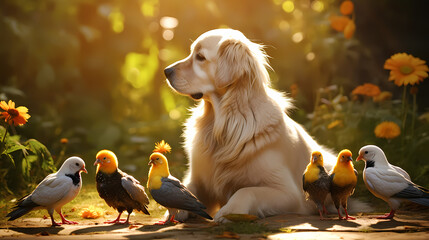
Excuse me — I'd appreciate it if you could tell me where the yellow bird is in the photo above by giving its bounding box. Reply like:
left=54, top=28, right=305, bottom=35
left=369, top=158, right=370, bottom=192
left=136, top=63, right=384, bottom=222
left=329, top=149, right=358, bottom=220
left=303, top=151, right=330, bottom=219
left=148, top=141, right=212, bottom=225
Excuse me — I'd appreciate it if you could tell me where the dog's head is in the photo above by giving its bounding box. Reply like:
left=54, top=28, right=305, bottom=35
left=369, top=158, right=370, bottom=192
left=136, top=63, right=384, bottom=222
left=164, top=29, right=270, bottom=100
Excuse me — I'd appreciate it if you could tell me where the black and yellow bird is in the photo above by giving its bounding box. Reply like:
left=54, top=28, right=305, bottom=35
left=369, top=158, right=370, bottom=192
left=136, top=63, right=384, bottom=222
left=329, top=149, right=358, bottom=220
left=303, top=151, right=330, bottom=219
left=95, top=150, right=150, bottom=224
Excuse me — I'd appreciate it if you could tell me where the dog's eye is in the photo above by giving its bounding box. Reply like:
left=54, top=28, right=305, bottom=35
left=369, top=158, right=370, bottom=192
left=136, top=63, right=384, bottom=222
left=195, top=53, right=206, bottom=61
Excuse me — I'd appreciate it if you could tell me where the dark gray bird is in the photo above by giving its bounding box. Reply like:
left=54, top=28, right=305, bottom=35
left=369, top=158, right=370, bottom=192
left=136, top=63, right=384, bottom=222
left=303, top=151, right=330, bottom=219
left=148, top=151, right=212, bottom=224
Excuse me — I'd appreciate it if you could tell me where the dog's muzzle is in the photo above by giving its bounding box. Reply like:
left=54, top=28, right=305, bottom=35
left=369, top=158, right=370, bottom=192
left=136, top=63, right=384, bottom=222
left=164, top=67, right=175, bottom=81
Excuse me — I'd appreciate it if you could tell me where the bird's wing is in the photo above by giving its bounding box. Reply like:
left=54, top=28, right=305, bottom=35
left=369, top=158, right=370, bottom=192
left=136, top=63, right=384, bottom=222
left=302, top=174, right=307, bottom=191
left=392, top=183, right=429, bottom=199
left=389, top=164, right=411, bottom=181
left=365, top=167, right=410, bottom=198
left=151, top=176, right=205, bottom=211
left=121, top=173, right=150, bottom=205
left=30, top=174, right=73, bottom=206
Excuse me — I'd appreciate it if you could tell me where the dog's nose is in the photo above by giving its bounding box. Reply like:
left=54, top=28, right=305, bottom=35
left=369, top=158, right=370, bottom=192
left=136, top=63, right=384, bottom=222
left=164, top=67, right=175, bottom=79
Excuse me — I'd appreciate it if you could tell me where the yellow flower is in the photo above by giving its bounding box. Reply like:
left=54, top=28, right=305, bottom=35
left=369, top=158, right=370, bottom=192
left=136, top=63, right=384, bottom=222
left=327, top=120, right=343, bottom=129
left=0, top=100, right=31, bottom=126
left=340, top=0, right=354, bottom=15
left=373, top=91, right=392, bottom=102
left=352, top=83, right=381, bottom=97
left=330, top=15, right=350, bottom=32
left=384, top=53, right=429, bottom=86
left=344, top=20, right=355, bottom=39
left=374, top=121, right=401, bottom=139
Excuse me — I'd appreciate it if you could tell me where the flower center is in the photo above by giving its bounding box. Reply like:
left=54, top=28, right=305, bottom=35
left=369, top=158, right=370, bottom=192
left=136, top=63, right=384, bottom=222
left=7, top=108, right=19, bottom=117
left=399, top=65, right=414, bottom=75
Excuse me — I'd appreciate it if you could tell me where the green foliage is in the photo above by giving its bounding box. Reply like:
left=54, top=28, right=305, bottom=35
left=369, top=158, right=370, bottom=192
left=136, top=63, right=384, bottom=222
left=0, top=126, right=56, bottom=197
left=305, top=86, right=429, bottom=186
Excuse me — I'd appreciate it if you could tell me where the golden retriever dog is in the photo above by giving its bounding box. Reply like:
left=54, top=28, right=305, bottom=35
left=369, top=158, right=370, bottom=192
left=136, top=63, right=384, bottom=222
left=164, top=29, right=363, bottom=222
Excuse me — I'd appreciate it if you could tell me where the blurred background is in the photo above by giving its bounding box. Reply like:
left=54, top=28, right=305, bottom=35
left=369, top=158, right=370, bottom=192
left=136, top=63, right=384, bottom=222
left=1, top=0, right=429, bottom=205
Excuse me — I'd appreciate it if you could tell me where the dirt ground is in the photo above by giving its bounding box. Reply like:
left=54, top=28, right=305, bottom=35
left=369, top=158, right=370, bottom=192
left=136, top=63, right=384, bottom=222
left=1, top=211, right=429, bottom=240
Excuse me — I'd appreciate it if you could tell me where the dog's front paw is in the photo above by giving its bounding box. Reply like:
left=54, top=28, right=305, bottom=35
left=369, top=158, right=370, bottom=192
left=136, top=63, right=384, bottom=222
left=214, top=207, right=233, bottom=223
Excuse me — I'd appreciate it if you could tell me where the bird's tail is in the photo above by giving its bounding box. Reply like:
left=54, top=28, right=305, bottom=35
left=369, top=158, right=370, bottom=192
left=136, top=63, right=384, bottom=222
left=6, top=197, right=39, bottom=221
left=191, top=209, right=213, bottom=220
left=409, top=198, right=429, bottom=207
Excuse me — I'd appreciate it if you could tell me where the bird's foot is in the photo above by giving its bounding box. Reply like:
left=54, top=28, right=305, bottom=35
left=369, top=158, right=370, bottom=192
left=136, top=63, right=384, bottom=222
left=376, top=210, right=395, bottom=219
left=344, top=215, right=356, bottom=220
left=154, top=220, right=175, bottom=225
left=104, top=219, right=128, bottom=224
left=51, top=221, right=62, bottom=227
left=61, top=219, right=79, bottom=225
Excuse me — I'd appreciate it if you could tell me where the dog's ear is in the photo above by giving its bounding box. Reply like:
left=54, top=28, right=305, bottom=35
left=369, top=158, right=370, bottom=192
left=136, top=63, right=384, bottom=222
left=215, top=39, right=253, bottom=89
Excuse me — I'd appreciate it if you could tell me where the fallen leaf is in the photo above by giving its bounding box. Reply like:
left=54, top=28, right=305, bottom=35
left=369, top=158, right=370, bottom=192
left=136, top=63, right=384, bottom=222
left=80, top=206, right=104, bottom=219
left=223, top=214, right=258, bottom=222
left=129, top=225, right=139, bottom=230
left=216, top=231, right=240, bottom=239
left=36, top=231, right=49, bottom=236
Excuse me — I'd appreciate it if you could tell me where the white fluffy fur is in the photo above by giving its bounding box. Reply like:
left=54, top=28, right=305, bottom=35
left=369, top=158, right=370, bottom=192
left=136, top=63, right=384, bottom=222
left=165, top=29, right=366, bottom=223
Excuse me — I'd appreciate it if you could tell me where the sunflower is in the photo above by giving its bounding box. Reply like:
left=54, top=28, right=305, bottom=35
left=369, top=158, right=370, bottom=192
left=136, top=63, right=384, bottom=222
left=384, top=53, right=429, bottom=86
left=351, top=83, right=381, bottom=97
left=374, top=121, right=401, bottom=139
left=0, top=100, right=30, bottom=126
left=373, top=91, right=392, bottom=102
left=340, top=0, right=354, bottom=15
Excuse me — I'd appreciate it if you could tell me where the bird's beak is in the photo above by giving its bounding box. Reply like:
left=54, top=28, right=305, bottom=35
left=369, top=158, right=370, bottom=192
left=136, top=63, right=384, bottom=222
left=148, top=159, right=155, bottom=166
left=94, top=159, right=101, bottom=166
left=356, top=154, right=364, bottom=161
left=312, top=156, right=317, bottom=163
left=347, top=156, right=353, bottom=162
left=81, top=166, right=88, bottom=174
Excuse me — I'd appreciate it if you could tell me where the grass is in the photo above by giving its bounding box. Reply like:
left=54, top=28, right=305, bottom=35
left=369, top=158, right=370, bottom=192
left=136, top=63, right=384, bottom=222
left=0, top=183, right=167, bottom=225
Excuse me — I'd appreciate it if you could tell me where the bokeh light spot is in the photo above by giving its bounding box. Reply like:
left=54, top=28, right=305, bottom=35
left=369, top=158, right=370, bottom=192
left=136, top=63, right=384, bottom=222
left=160, top=16, right=178, bottom=29
left=311, top=0, right=324, bottom=12
left=282, top=1, right=294, bottom=13
left=163, top=29, right=174, bottom=41
left=292, top=32, right=304, bottom=43
left=306, top=52, right=315, bottom=61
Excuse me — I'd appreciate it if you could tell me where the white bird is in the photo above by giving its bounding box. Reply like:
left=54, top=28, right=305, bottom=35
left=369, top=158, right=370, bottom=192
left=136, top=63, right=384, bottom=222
left=7, top=157, right=87, bottom=226
left=357, top=145, right=429, bottom=219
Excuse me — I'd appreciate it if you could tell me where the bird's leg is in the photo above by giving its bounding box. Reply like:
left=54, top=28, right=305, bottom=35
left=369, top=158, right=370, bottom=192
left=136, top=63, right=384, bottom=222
left=376, top=209, right=395, bottom=219
left=318, top=210, right=325, bottom=220
left=169, top=215, right=180, bottom=224
left=105, top=211, right=127, bottom=224
left=124, top=212, right=131, bottom=224
left=322, top=204, right=329, bottom=215
left=57, top=209, right=78, bottom=224
left=337, top=208, right=344, bottom=220
left=344, top=209, right=356, bottom=220
left=50, top=214, right=61, bottom=227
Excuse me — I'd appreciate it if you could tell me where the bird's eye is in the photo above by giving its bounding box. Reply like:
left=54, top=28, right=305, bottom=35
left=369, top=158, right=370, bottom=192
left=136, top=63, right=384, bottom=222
left=342, top=156, right=344, bottom=158
left=156, top=158, right=159, bottom=160
left=75, top=163, right=79, bottom=166
left=196, top=53, right=206, bottom=61
left=365, top=151, right=368, bottom=154
left=103, top=157, right=106, bottom=160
